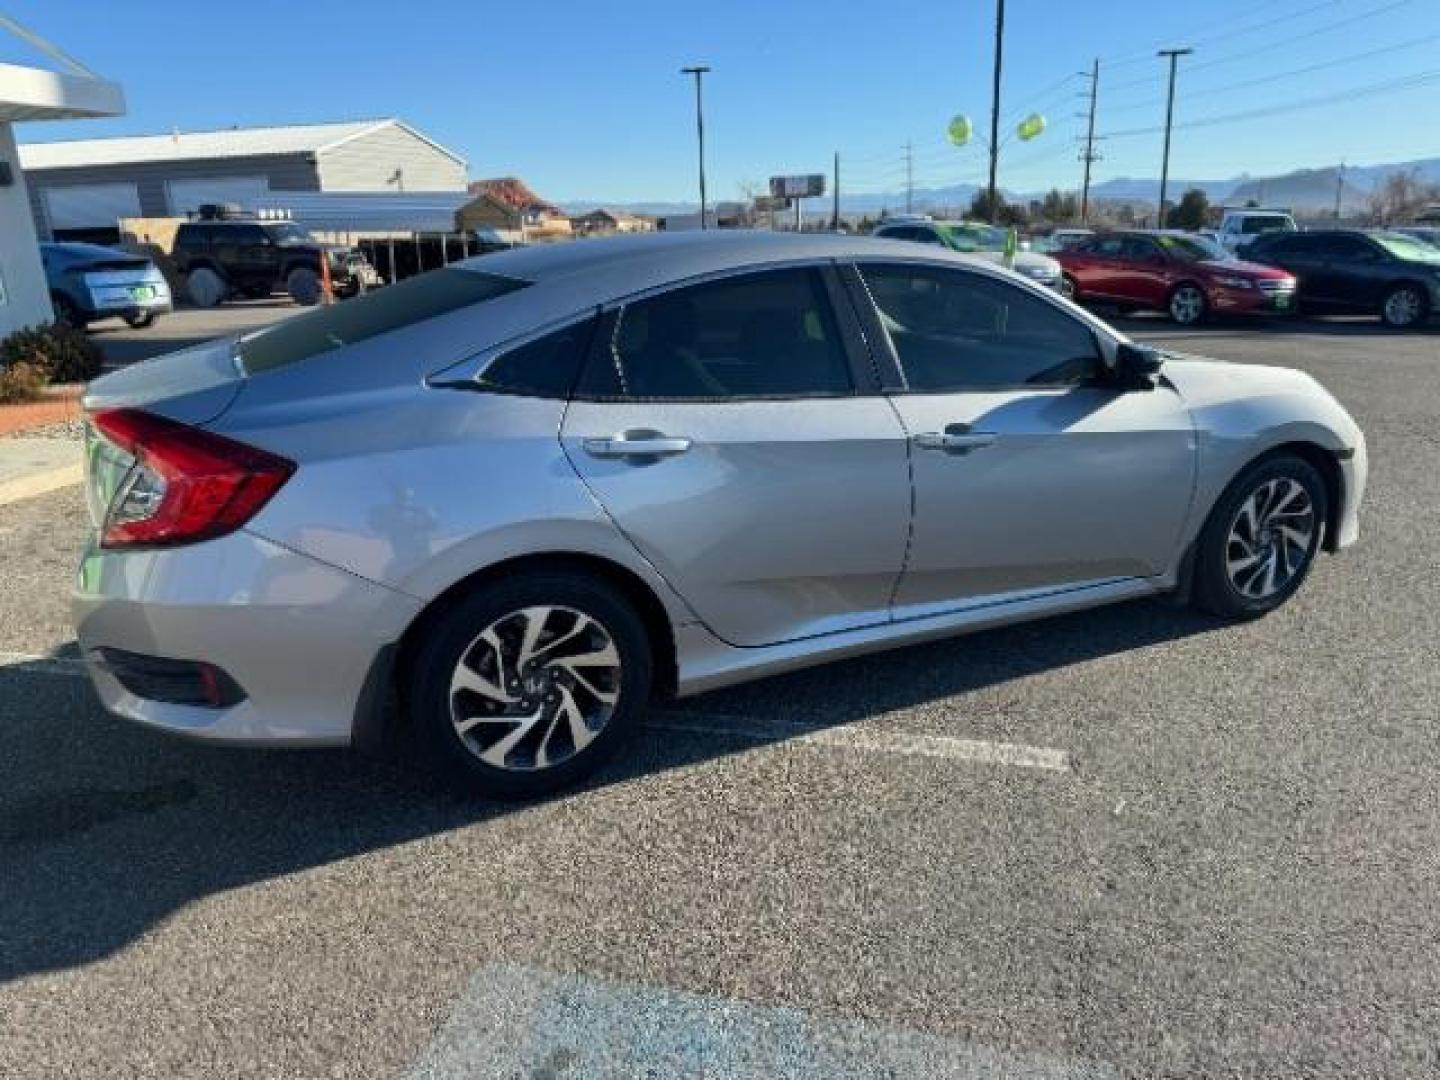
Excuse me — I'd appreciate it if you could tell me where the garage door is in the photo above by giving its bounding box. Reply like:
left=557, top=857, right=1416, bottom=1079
left=166, top=177, right=270, bottom=216
left=42, top=183, right=142, bottom=231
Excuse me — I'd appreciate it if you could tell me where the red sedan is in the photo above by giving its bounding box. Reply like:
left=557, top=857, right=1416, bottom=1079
left=1055, top=230, right=1297, bottom=325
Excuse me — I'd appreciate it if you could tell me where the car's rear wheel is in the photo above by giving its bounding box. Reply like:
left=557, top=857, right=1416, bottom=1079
left=1191, top=454, right=1328, bottom=619
left=1380, top=283, right=1427, bottom=328
left=185, top=266, right=226, bottom=308
left=1060, top=274, right=1079, bottom=300
left=1168, top=283, right=1207, bottom=325
left=123, top=312, right=157, bottom=329
left=407, top=573, right=652, bottom=799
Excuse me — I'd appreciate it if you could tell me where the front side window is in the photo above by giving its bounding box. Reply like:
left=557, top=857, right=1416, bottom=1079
left=586, top=267, right=853, bottom=400
left=860, top=264, right=1103, bottom=391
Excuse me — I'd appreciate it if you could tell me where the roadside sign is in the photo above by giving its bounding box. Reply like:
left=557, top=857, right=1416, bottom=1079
left=769, top=174, right=825, bottom=199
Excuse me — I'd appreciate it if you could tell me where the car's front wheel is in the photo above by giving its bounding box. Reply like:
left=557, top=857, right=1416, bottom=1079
left=124, top=312, right=158, bottom=329
left=1380, top=283, right=1428, bottom=329
left=1060, top=274, right=1079, bottom=300
left=1168, top=283, right=1208, bottom=326
left=1191, top=454, right=1328, bottom=619
left=407, top=572, right=653, bottom=799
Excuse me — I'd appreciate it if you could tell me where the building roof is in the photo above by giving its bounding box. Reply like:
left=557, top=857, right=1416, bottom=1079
left=467, top=176, right=561, bottom=216
left=18, top=117, right=465, bottom=170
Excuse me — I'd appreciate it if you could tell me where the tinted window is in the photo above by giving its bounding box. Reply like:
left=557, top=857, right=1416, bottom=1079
left=590, top=268, right=853, bottom=400
left=860, top=264, right=1102, bottom=391
left=1091, top=237, right=1126, bottom=258
left=1241, top=215, right=1293, bottom=235
left=912, top=228, right=946, bottom=246
left=1119, top=237, right=1161, bottom=261
left=176, top=223, right=213, bottom=247
left=237, top=268, right=527, bottom=374
left=229, top=224, right=268, bottom=244
left=878, top=226, right=918, bottom=241
left=1327, top=236, right=1381, bottom=261
left=476, top=318, right=597, bottom=398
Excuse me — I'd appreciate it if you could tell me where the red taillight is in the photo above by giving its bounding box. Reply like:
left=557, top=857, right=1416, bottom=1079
left=91, top=408, right=295, bottom=549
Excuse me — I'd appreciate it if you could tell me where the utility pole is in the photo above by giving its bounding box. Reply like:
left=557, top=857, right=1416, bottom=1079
left=1334, top=160, right=1346, bottom=220
left=904, top=141, right=914, bottom=214
left=986, top=0, right=1006, bottom=224
left=1079, top=58, right=1100, bottom=225
left=1156, top=47, right=1192, bottom=229
left=832, top=151, right=840, bottom=231
left=680, top=65, right=711, bottom=229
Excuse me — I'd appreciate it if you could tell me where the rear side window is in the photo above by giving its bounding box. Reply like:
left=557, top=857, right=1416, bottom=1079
left=860, top=264, right=1102, bottom=391
left=236, top=268, right=527, bottom=374
left=581, top=267, right=853, bottom=400
left=476, top=318, right=597, bottom=398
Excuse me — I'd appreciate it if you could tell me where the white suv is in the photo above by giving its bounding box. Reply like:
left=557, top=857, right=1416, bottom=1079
left=872, top=218, right=1064, bottom=289
left=1217, top=209, right=1297, bottom=254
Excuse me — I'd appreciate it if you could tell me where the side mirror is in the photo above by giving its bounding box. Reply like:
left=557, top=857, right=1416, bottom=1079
left=1114, top=342, right=1163, bottom=390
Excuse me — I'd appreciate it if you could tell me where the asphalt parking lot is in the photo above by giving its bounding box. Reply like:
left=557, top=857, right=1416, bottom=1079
left=2, top=309, right=1438, bottom=1077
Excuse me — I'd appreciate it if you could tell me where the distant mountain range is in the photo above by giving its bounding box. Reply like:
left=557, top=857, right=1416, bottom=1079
left=561, top=155, right=1440, bottom=218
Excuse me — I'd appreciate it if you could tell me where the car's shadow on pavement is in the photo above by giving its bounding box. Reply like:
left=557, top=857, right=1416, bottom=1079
left=0, top=598, right=1221, bottom=984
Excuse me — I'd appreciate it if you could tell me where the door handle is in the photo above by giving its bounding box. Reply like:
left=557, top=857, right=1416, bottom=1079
left=582, top=433, right=692, bottom=459
left=913, top=428, right=997, bottom=454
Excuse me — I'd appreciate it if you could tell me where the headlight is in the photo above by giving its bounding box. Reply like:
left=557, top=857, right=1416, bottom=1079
left=1212, top=275, right=1254, bottom=289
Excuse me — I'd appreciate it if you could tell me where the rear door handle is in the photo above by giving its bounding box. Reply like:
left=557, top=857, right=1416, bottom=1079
left=913, top=430, right=997, bottom=454
left=582, top=433, right=693, bottom=459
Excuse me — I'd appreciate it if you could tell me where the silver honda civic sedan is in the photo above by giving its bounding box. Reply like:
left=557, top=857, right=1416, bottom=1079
left=74, top=232, right=1366, bottom=797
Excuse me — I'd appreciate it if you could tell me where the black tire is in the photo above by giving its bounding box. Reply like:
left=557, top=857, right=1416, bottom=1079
left=1060, top=274, right=1079, bottom=301
left=185, top=266, right=226, bottom=308
left=123, top=312, right=157, bottom=329
left=1191, top=454, right=1328, bottom=620
left=286, top=266, right=322, bottom=306
left=1168, top=282, right=1208, bottom=326
left=406, top=572, right=653, bottom=799
left=1380, top=282, right=1428, bottom=329
left=51, top=293, right=86, bottom=329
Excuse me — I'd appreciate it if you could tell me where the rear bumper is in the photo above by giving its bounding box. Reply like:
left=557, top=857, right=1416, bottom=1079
left=82, top=282, right=173, bottom=318
left=72, top=529, right=422, bottom=746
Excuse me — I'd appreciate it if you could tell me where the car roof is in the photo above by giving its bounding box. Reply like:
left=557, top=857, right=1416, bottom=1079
left=454, top=230, right=1016, bottom=308
left=41, top=242, right=133, bottom=259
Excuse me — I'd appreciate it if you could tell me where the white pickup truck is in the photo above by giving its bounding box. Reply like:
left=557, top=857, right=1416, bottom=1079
left=1216, top=209, right=1298, bottom=254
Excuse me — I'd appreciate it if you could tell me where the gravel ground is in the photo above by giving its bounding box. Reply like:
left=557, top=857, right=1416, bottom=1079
left=8, top=419, right=85, bottom=441
left=0, top=315, right=1437, bottom=1078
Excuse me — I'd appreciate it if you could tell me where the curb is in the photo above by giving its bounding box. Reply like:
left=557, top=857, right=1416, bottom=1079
left=0, top=463, right=84, bottom=507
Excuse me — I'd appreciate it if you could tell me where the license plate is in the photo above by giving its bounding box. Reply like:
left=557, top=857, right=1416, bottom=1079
left=128, top=286, right=153, bottom=301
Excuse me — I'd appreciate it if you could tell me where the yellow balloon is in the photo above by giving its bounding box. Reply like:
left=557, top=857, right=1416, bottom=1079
left=947, top=114, right=973, bottom=147
left=1017, top=113, right=1047, bottom=142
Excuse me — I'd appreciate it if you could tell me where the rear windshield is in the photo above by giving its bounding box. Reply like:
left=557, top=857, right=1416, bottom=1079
left=236, top=268, right=527, bottom=374
left=1240, top=215, right=1294, bottom=234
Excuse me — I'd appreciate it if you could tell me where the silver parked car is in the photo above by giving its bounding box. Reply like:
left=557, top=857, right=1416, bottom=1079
left=74, top=232, right=1366, bottom=797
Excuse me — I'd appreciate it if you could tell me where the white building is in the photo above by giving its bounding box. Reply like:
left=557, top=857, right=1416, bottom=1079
left=0, top=16, right=124, bottom=335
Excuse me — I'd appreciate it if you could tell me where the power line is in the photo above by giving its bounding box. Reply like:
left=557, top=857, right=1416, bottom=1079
left=1101, top=28, right=1440, bottom=117
left=1101, top=0, right=1343, bottom=70
left=1104, top=0, right=1412, bottom=97
left=1101, top=66, right=1440, bottom=141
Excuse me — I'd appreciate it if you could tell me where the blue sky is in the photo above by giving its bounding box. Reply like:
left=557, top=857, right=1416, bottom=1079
left=7, top=0, right=1440, bottom=203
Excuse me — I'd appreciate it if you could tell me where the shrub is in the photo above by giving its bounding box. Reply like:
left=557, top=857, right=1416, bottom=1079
left=0, top=361, right=48, bottom=404
left=0, top=323, right=103, bottom=384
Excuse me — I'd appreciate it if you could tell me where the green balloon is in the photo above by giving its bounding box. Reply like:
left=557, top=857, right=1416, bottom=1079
left=1016, top=112, right=1047, bottom=142
left=947, top=114, right=973, bottom=147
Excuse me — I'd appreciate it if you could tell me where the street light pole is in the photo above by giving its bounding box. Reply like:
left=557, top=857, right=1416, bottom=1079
left=680, top=65, right=710, bottom=229
left=986, top=0, right=1005, bottom=224
left=1156, top=47, right=1192, bottom=229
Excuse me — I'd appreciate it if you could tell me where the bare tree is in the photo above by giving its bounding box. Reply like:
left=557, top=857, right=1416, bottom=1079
left=1367, top=169, right=1440, bottom=226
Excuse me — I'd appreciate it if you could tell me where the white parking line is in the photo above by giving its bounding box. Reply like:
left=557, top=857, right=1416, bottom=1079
left=652, top=711, right=1072, bottom=773
left=0, top=655, right=1072, bottom=773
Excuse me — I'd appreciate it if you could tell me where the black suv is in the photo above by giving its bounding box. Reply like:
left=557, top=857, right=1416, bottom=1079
left=1247, top=229, right=1440, bottom=328
left=171, top=207, right=380, bottom=307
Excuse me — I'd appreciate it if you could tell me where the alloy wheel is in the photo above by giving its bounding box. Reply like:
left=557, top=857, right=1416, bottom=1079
left=1384, top=287, right=1423, bottom=328
left=1224, top=477, right=1316, bottom=600
left=447, top=605, right=621, bottom=771
left=1170, top=285, right=1205, bottom=325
